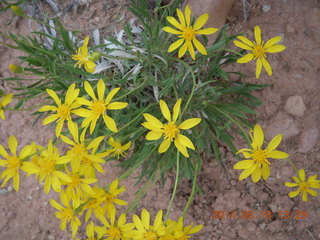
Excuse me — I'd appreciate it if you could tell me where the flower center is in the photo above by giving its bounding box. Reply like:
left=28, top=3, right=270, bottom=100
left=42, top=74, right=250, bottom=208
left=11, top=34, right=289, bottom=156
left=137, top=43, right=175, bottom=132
left=252, top=149, right=269, bottom=165
left=71, top=143, right=87, bottom=155
left=108, top=227, right=121, bottom=238
left=92, top=101, right=105, bottom=115
left=299, top=182, right=310, bottom=192
left=145, top=231, right=158, bottom=240
left=163, top=122, right=179, bottom=141
left=61, top=208, right=74, bottom=220
left=70, top=174, right=81, bottom=187
left=183, top=27, right=195, bottom=40
left=58, top=104, right=70, bottom=119
left=40, top=160, right=55, bottom=174
left=253, top=45, right=265, bottom=58
left=7, top=156, right=21, bottom=169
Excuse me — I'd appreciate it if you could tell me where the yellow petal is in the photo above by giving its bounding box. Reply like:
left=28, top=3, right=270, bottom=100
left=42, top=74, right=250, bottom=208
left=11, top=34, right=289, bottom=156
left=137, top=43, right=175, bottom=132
left=265, top=44, right=286, bottom=53
left=285, top=182, right=299, bottom=187
left=253, top=125, right=264, bottom=148
left=162, top=26, right=182, bottom=35
left=13, top=171, right=20, bottom=191
left=192, top=38, right=207, bottom=55
left=84, top=81, right=96, bottom=100
left=233, top=40, right=253, bottom=50
left=288, top=190, right=300, bottom=198
left=1, top=94, right=13, bottom=106
left=159, top=100, right=171, bottom=122
left=233, top=160, right=254, bottom=169
left=55, top=119, right=64, bottom=137
left=261, top=165, right=270, bottom=180
left=194, top=13, right=208, bottom=30
left=158, top=139, right=171, bottom=153
left=302, top=191, right=308, bottom=202
left=195, top=28, right=218, bottom=35
left=254, top=25, right=262, bottom=45
left=178, top=41, right=188, bottom=58
left=143, top=113, right=164, bottom=129
left=188, top=43, right=195, bottom=60
left=38, top=105, right=56, bottom=112
left=236, top=36, right=254, bottom=47
left=107, top=102, right=128, bottom=110
left=153, top=210, right=163, bottom=230
left=179, top=118, right=201, bottom=130
left=177, top=134, right=195, bottom=150
left=239, top=165, right=257, bottom=180
left=256, top=58, right=262, bottom=79
left=0, top=145, right=9, bottom=158
left=166, top=16, right=184, bottom=30
left=176, top=8, right=185, bottom=26
left=97, top=79, right=106, bottom=101
left=142, top=122, right=162, bottom=131
left=299, top=169, right=305, bottom=182
left=103, top=114, right=118, bottom=132
left=141, top=209, right=150, bottom=229
left=9, top=135, right=18, bottom=156
left=168, top=39, right=185, bottom=52
left=251, top=167, right=262, bottom=182
left=237, top=53, right=254, bottom=63
left=174, top=138, right=189, bottom=157
left=146, top=131, right=163, bottom=140
left=184, top=4, right=191, bottom=27
left=261, top=57, right=272, bottom=76
left=266, top=134, right=282, bottom=152
left=46, top=89, right=61, bottom=106
left=306, top=189, right=317, bottom=197
left=173, top=98, right=181, bottom=122
left=266, top=150, right=289, bottom=159
left=105, top=88, right=120, bottom=104
left=42, top=114, right=59, bottom=125
left=264, top=36, right=282, bottom=48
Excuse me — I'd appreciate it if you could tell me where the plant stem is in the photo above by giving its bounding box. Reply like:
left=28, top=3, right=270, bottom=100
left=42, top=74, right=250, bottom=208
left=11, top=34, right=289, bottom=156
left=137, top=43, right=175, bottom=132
left=164, top=151, right=180, bottom=221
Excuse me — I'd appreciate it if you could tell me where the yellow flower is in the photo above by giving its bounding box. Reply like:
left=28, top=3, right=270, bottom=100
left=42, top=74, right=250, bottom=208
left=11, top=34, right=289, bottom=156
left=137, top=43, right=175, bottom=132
left=162, top=4, right=218, bottom=60
left=103, top=211, right=135, bottom=240
left=166, top=217, right=203, bottom=240
left=72, top=36, right=96, bottom=73
left=22, top=140, right=72, bottom=194
left=234, top=25, right=286, bottom=78
left=74, top=79, right=128, bottom=134
left=60, top=122, right=105, bottom=173
left=234, top=125, right=289, bottom=183
left=81, top=186, right=108, bottom=225
left=38, top=83, right=81, bottom=137
left=132, top=209, right=166, bottom=239
left=0, top=135, right=32, bottom=191
left=102, top=179, right=127, bottom=219
left=0, top=93, right=13, bottom=120
left=142, top=98, right=201, bottom=158
left=285, top=169, right=320, bottom=202
left=64, top=168, right=97, bottom=208
left=50, top=190, right=81, bottom=238
left=10, top=5, right=25, bottom=16
left=9, top=64, right=23, bottom=73
left=107, top=136, right=131, bottom=159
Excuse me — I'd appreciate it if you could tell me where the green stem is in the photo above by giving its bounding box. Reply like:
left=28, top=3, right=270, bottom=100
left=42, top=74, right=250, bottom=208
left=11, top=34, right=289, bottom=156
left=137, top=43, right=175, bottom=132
left=164, top=151, right=180, bottom=221
left=221, top=48, right=243, bottom=56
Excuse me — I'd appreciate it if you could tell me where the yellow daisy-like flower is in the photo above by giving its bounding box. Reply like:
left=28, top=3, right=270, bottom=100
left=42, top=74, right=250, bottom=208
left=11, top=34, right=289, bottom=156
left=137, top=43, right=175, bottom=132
left=0, top=93, right=13, bottom=120
left=74, top=79, right=128, bottom=134
left=0, top=135, right=33, bottom=191
left=72, top=36, right=96, bottom=73
left=285, top=169, right=320, bottom=202
left=102, top=211, right=135, bottom=240
left=234, top=25, right=286, bottom=78
left=132, top=209, right=166, bottom=240
left=142, top=98, right=201, bottom=158
left=107, top=136, right=132, bottom=159
left=166, top=217, right=203, bottom=240
left=50, top=190, right=81, bottom=239
left=60, top=122, right=105, bottom=172
left=162, top=4, right=218, bottom=60
left=38, top=83, right=81, bottom=137
left=22, top=139, right=72, bottom=194
left=234, top=125, right=289, bottom=183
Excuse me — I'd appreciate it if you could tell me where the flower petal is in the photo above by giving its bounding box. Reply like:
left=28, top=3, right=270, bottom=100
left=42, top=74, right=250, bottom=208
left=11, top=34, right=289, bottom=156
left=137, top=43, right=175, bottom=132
left=266, top=150, right=289, bottom=159
left=173, top=98, right=182, bottom=122
left=107, top=102, right=128, bottom=110
left=184, top=4, right=191, bottom=27
left=236, top=36, right=254, bottom=47
left=105, top=88, right=120, bottom=104
left=160, top=100, right=171, bottom=122
left=178, top=41, right=189, bottom=58
left=103, top=114, right=118, bottom=132
left=265, top=44, right=286, bottom=53
left=146, top=131, right=163, bottom=140
left=234, top=40, right=253, bottom=50
left=261, top=165, right=270, bottom=180
left=168, top=39, right=185, bottom=52
left=166, top=16, right=184, bottom=30
left=256, top=58, right=262, bottom=79
left=299, top=169, right=305, bottom=182
left=179, top=118, right=201, bottom=129
left=177, top=134, right=195, bottom=150
left=254, top=26, right=262, bottom=45
left=195, top=28, right=218, bottom=35
left=266, top=134, right=282, bottom=153
left=9, top=135, right=18, bottom=156
left=233, top=160, right=254, bottom=169
left=194, top=13, right=208, bottom=30
left=239, top=165, right=257, bottom=180
left=97, top=79, right=105, bottom=101
left=285, top=182, right=299, bottom=187
left=174, top=138, right=189, bottom=157
left=141, top=209, right=150, bottom=229
left=261, top=57, right=272, bottom=76
left=264, top=36, right=282, bottom=48
left=188, top=43, right=195, bottom=60
left=143, top=113, right=164, bottom=129
left=46, top=89, right=61, bottom=106
left=251, top=167, right=262, bottom=182
left=162, top=26, right=183, bottom=35
left=176, top=8, right=185, bottom=26
left=192, top=38, right=207, bottom=55
left=84, top=81, right=96, bottom=100
left=237, top=53, right=254, bottom=63
left=253, top=125, right=264, bottom=148
left=288, top=190, right=300, bottom=198
left=158, top=139, right=171, bottom=153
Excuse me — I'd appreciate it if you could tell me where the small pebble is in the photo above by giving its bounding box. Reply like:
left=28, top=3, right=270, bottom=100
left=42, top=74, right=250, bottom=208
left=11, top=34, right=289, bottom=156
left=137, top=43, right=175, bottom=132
left=0, top=189, right=8, bottom=195
left=262, top=4, right=271, bottom=12
left=7, top=186, right=13, bottom=192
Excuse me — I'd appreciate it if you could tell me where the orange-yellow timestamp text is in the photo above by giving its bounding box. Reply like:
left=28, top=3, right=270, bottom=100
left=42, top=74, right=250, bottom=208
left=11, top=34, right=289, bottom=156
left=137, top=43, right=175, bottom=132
left=211, top=210, right=309, bottom=220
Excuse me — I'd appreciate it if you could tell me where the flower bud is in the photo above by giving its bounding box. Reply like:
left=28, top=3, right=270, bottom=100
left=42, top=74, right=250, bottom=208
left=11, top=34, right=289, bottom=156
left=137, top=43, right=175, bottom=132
left=88, top=51, right=102, bottom=61
left=10, top=5, right=25, bottom=17
left=9, top=64, right=24, bottom=74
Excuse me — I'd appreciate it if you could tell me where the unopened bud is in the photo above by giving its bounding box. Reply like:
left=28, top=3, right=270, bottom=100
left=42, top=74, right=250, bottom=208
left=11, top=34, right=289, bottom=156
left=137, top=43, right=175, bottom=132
left=10, top=5, right=25, bottom=17
left=9, top=64, right=24, bottom=73
left=88, top=51, right=102, bottom=61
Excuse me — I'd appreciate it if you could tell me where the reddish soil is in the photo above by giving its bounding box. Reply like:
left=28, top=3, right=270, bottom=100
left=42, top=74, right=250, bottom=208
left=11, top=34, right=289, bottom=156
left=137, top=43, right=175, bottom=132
left=0, top=0, right=319, bottom=239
